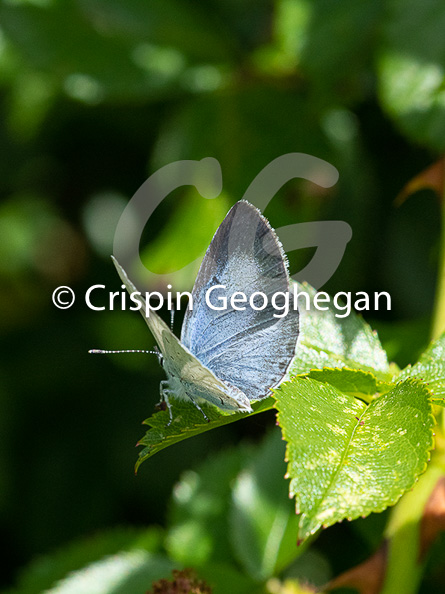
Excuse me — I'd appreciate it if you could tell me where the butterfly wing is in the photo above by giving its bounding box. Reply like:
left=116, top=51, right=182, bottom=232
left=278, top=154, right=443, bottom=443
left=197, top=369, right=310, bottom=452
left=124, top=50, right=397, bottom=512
left=180, top=200, right=299, bottom=400
left=112, top=256, right=252, bottom=413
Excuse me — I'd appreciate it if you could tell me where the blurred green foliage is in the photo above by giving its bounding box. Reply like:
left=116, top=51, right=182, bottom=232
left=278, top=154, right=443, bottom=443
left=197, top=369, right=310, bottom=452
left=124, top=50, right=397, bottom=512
left=1, top=0, right=445, bottom=592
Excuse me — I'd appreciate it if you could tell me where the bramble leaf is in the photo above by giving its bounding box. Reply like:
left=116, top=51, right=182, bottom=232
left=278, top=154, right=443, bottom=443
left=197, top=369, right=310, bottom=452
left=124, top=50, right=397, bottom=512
left=135, top=397, right=274, bottom=471
left=395, top=332, right=445, bottom=407
left=274, top=377, right=435, bottom=543
left=291, top=282, right=392, bottom=380
left=302, top=367, right=394, bottom=402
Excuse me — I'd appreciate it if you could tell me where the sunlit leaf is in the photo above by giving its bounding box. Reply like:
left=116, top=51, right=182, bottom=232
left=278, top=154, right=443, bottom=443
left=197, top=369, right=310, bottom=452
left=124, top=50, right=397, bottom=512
left=290, top=282, right=391, bottom=380
left=396, top=332, right=445, bottom=407
left=303, top=367, right=394, bottom=403
left=136, top=397, right=274, bottom=470
left=275, top=377, right=435, bottom=543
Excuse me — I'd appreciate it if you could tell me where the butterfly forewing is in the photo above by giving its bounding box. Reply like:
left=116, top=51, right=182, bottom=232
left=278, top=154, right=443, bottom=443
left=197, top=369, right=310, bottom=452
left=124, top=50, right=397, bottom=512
left=180, top=200, right=299, bottom=400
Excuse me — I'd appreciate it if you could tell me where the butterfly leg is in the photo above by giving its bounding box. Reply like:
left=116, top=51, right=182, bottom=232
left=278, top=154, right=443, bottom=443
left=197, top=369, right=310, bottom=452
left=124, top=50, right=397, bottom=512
left=159, top=380, right=174, bottom=425
left=186, top=393, right=210, bottom=423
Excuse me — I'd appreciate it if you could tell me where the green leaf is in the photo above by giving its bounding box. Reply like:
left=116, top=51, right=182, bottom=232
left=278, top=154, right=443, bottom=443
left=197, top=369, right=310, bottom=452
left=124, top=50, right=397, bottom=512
left=42, top=552, right=174, bottom=594
left=303, top=367, right=394, bottom=403
left=164, top=439, right=278, bottom=593
left=274, top=377, right=435, bottom=543
left=291, top=282, right=391, bottom=380
left=166, top=445, right=252, bottom=566
left=6, top=527, right=163, bottom=594
left=0, top=0, right=234, bottom=104
left=78, top=0, right=236, bottom=62
left=230, top=429, right=303, bottom=581
left=299, top=0, right=382, bottom=105
left=166, top=430, right=304, bottom=583
left=395, top=332, right=445, bottom=407
left=377, top=0, right=445, bottom=151
left=136, top=397, right=274, bottom=470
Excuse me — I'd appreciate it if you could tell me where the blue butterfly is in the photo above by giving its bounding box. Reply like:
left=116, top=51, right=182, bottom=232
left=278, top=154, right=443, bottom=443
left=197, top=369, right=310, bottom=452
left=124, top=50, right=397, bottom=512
left=112, top=200, right=299, bottom=421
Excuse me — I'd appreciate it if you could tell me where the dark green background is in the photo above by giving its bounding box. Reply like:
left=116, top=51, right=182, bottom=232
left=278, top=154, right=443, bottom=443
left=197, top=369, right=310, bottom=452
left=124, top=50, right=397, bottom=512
left=0, top=0, right=444, bottom=590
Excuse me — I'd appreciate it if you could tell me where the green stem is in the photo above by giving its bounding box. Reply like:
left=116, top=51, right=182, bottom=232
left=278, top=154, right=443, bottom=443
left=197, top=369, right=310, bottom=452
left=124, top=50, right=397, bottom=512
left=431, top=193, right=445, bottom=341
left=431, top=190, right=445, bottom=436
left=381, top=188, right=445, bottom=594
left=380, top=451, right=445, bottom=594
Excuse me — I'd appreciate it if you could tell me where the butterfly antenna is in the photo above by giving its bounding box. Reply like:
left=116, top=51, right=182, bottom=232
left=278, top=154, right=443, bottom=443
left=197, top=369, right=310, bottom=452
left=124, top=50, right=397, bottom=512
left=170, top=305, right=175, bottom=331
left=89, top=348, right=163, bottom=363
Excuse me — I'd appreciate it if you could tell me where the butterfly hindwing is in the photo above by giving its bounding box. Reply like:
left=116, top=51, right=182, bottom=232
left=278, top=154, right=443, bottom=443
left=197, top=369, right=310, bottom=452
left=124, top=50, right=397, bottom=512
left=112, top=256, right=252, bottom=413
